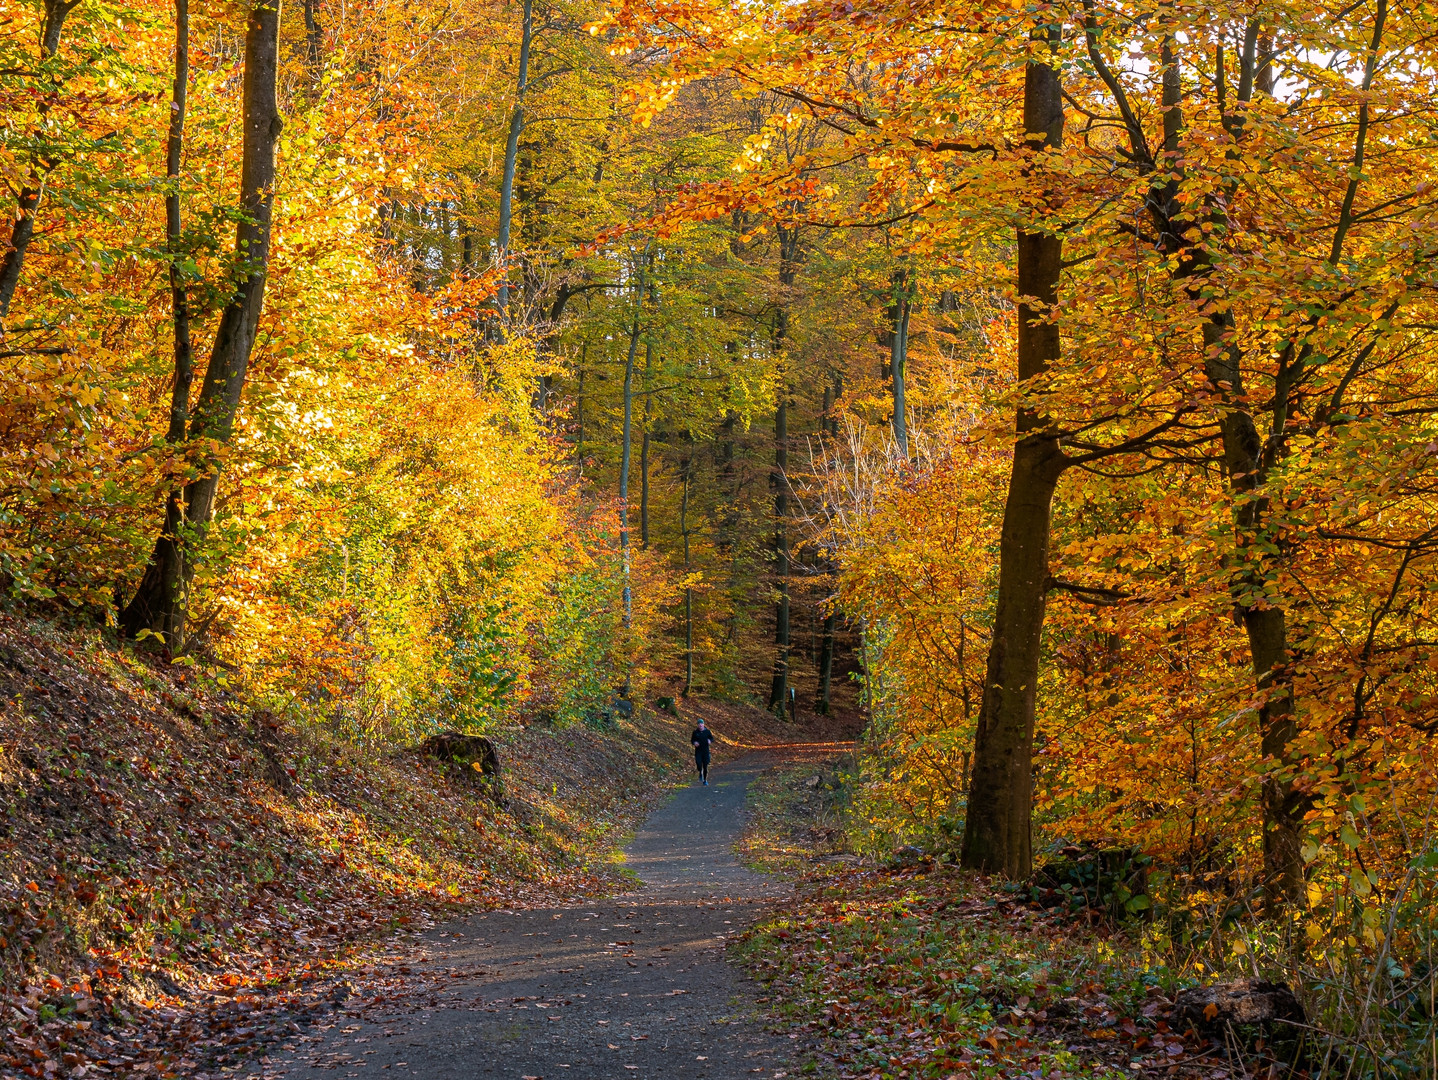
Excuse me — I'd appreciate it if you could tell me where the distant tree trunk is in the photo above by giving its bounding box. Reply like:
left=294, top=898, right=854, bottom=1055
left=681, top=443, right=694, bottom=695
left=0, top=0, right=79, bottom=328
left=574, top=342, right=586, bottom=472
left=889, top=261, right=912, bottom=459
left=769, top=382, right=790, bottom=713
left=639, top=427, right=651, bottom=547
left=164, top=0, right=193, bottom=448
left=618, top=248, right=647, bottom=632
left=495, top=0, right=534, bottom=319
left=715, top=406, right=740, bottom=652
left=769, top=225, right=799, bottom=714
left=817, top=604, right=835, bottom=714
left=640, top=341, right=652, bottom=548
left=121, top=0, right=283, bottom=647
left=961, top=34, right=1066, bottom=878
left=717, top=407, right=736, bottom=557
left=301, top=0, right=322, bottom=70
left=817, top=401, right=838, bottom=715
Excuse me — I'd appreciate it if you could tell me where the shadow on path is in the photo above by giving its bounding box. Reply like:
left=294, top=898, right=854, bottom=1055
left=264, top=753, right=796, bottom=1080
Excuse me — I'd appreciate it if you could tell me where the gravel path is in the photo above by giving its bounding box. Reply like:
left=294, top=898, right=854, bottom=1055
left=268, top=753, right=795, bottom=1080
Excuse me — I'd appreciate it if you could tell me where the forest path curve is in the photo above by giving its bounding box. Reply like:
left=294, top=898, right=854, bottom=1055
left=261, top=748, right=845, bottom=1080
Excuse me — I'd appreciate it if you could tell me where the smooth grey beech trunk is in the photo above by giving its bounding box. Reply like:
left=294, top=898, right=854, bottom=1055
left=961, top=39, right=1066, bottom=878
left=121, top=0, right=283, bottom=647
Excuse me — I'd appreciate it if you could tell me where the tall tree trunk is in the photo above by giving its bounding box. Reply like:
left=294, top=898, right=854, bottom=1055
left=165, top=0, right=193, bottom=449
left=301, top=0, right=322, bottom=71
left=639, top=426, right=650, bottom=548
left=1249, top=30, right=1300, bottom=900
left=495, top=0, right=533, bottom=319
left=121, top=0, right=283, bottom=647
left=769, top=226, right=799, bottom=713
left=681, top=443, right=694, bottom=696
left=961, top=35, right=1066, bottom=878
left=1158, top=21, right=1309, bottom=903
left=769, top=382, right=790, bottom=713
left=0, top=0, right=79, bottom=328
left=618, top=248, right=646, bottom=633
left=127, top=0, right=195, bottom=648
left=640, top=342, right=652, bottom=548
left=817, top=604, right=835, bottom=715
left=889, top=261, right=912, bottom=459
left=574, top=342, right=586, bottom=473
left=716, top=406, right=740, bottom=652
left=817, top=400, right=837, bottom=715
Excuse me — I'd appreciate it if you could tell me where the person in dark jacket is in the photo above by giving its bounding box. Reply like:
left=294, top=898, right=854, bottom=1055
left=691, top=720, right=714, bottom=785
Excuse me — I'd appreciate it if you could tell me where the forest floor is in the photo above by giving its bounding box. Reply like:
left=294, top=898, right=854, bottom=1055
left=0, top=616, right=847, bottom=1079
left=1, top=618, right=1293, bottom=1080
left=735, top=754, right=1295, bottom=1080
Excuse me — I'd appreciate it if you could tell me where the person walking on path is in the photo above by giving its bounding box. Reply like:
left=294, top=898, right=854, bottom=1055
left=691, top=719, right=715, bottom=785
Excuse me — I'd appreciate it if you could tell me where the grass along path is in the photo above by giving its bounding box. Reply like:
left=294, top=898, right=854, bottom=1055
left=734, top=754, right=1301, bottom=1080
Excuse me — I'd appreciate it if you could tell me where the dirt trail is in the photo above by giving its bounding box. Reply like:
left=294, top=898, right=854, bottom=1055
left=262, top=750, right=839, bottom=1080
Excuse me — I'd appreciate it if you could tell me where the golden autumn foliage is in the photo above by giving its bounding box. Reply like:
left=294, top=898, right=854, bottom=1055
left=4, top=0, right=1438, bottom=1067
left=597, top=0, right=1438, bottom=1061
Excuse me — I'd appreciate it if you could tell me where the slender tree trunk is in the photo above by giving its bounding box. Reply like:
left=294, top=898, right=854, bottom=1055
left=640, top=341, right=652, bottom=548
left=301, top=0, right=322, bottom=70
left=495, top=0, right=533, bottom=319
left=165, top=0, right=193, bottom=449
left=889, top=261, right=912, bottom=459
left=769, top=226, right=799, bottom=713
left=817, top=401, right=837, bottom=715
left=0, top=0, right=78, bottom=327
left=121, top=0, right=283, bottom=647
left=640, top=427, right=650, bottom=548
left=681, top=444, right=694, bottom=696
left=126, top=0, right=194, bottom=648
left=817, top=606, right=834, bottom=715
left=618, top=248, right=646, bottom=632
left=961, top=36, right=1066, bottom=878
left=718, top=408, right=736, bottom=557
left=1158, top=21, right=1308, bottom=903
left=769, top=383, right=790, bottom=713
left=575, top=342, right=586, bottom=473
left=716, top=406, right=740, bottom=652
